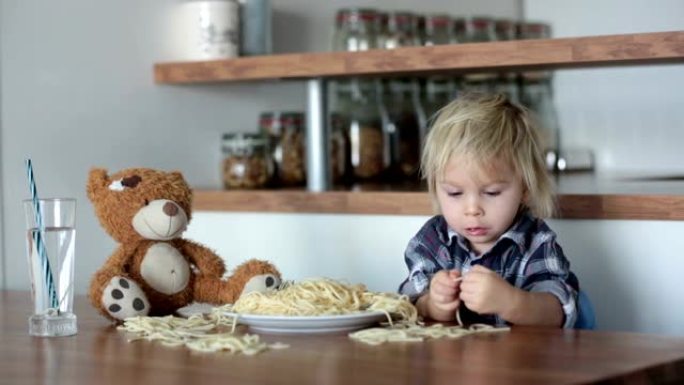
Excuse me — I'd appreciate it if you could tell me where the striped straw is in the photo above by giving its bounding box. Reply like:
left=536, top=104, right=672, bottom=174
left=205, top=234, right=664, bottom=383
left=25, top=159, right=58, bottom=309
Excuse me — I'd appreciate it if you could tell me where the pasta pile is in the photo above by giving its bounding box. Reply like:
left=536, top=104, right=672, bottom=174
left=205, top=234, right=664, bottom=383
left=118, top=309, right=288, bottom=355
left=349, top=322, right=509, bottom=345
left=118, top=278, right=509, bottom=353
left=229, top=278, right=509, bottom=346
left=230, top=278, right=417, bottom=323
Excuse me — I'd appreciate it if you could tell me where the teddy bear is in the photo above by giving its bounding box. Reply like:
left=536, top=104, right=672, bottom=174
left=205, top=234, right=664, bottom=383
left=86, top=167, right=282, bottom=322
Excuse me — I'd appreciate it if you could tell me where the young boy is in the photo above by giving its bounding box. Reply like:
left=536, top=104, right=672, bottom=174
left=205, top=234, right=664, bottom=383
left=398, top=93, right=579, bottom=328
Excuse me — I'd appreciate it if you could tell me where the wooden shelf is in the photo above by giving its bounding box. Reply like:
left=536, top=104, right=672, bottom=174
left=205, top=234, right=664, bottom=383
left=193, top=190, right=684, bottom=220
left=193, top=173, right=684, bottom=220
left=155, top=31, right=684, bottom=84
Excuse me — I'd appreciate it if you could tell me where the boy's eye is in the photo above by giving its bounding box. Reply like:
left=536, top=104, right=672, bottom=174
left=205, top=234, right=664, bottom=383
left=484, top=191, right=501, bottom=197
left=447, top=191, right=462, bottom=197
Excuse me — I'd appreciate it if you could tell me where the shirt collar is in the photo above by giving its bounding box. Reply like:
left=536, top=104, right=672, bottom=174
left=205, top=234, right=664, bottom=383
left=499, top=211, right=535, bottom=251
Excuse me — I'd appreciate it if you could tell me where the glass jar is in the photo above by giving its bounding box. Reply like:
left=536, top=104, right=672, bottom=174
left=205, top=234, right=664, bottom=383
left=468, top=16, right=496, bottom=43
left=332, top=8, right=379, bottom=52
left=453, top=17, right=467, bottom=43
left=495, top=19, right=518, bottom=41
left=518, top=21, right=551, bottom=40
left=383, top=78, right=422, bottom=182
left=221, top=132, right=274, bottom=189
left=333, top=79, right=386, bottom=181
left=415, top=15, right=426, bottom=46
left=259, top=111, right=306, bottom=186
left=375, top=12, right=389, bottom=49
left=423, top=14, right=455, bottom=46
left=379, top=11, right=420, bottom=49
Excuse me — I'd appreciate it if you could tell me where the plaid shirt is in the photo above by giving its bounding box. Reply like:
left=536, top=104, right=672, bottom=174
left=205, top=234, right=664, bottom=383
left=398, top=212, right=579, bottom=328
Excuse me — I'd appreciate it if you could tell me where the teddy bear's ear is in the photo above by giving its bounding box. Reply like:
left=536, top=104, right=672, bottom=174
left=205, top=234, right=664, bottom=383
left=169, top=171, right=185, bottom=181
left=168, top=171, right=189, bottom=187
left=86, top=168, right=109, bottom=202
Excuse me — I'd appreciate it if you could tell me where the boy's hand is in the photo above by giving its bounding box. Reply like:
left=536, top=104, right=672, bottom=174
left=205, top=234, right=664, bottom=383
left=460, top=265, right=519, bottom=316
left=425, top=269, right=462, bottom=320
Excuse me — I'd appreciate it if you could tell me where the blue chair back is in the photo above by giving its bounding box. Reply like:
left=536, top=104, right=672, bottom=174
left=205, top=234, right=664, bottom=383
left=574, top=290, right=596, bottom=329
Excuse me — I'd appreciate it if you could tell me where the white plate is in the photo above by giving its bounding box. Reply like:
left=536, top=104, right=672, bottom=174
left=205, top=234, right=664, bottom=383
left=176, top=303, right=387, bottom=334
left=226, top=311, right=388, bottom=334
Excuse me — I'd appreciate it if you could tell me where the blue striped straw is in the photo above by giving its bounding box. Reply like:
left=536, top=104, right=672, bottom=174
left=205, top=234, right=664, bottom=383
left=25, top=159, right=58, bottom=309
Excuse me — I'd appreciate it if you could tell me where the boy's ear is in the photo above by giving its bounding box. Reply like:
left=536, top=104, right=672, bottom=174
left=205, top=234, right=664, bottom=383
left=86, top=168, right=109, bottom=202
left=521, top=187, right=530, bottom=206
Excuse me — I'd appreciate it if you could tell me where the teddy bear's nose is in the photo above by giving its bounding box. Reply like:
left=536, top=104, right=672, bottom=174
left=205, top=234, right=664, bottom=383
left=163, top=202, right=179, bottom=217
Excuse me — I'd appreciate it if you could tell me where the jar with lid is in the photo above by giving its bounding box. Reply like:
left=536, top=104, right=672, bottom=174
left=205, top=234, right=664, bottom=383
left=332, top=8, right=379, bottom=52
left=415, top=15, right=426, bottom=46
left=453, top=17, right=467, bottom=43
left=462, top=16, right=498, bottom=94
left=382, top=78, right=423, bottom=182
left=518, top=21, right=551, bottom=40
left=375, top=12, right=390, bottom=49
left=379, top=11, right=420, bottom=49
left=221, top=132, right=274, bottom=189
left=468, top=16, right=496, bottom=43
left=332, top=79, right=387, bottom=182
left=259, top=111, right=306, bottom=186
left=423, top=14, right=455, bottom=46
left=495, top=19, right=517, bottom=41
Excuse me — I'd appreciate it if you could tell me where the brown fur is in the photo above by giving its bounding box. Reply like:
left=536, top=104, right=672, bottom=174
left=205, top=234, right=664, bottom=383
left=86, top=167, right=281, bottom=322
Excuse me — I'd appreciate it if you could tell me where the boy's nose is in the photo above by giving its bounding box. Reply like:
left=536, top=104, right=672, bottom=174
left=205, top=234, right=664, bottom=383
left=464, top=197, right=483, bottom=216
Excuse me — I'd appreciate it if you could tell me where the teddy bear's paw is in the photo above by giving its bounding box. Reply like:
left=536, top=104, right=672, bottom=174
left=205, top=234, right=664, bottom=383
left=101, top=276, right=150, bottom=320
left=239, top=274, right=282, bottom=298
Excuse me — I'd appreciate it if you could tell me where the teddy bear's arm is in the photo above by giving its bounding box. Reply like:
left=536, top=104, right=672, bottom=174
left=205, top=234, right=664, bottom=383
left=178, top=240, right=226, bottom=278
left=98, top=245, right=136, bottom=273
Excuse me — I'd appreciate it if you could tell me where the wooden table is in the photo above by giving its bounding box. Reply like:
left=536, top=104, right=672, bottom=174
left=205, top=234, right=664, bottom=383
left=2, top=291, right=683, bottom=385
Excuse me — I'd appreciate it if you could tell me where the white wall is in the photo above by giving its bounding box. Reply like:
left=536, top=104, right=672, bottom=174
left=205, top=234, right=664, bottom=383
left=548, top=219, right=684, bottom=335
left=187, top=213, right=427, bottom=292
left=525, top=0, right=684, bottom=174
left=2, top=0, right=683, bottom=336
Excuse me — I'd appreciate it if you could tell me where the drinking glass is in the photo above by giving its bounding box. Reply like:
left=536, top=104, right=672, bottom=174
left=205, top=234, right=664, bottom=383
left=23, top=198, right=77, bottom=337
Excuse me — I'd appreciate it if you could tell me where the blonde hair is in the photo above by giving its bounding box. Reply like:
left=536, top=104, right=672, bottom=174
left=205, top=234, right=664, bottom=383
left=421, top=93, right=556, bottom=218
